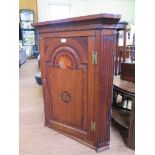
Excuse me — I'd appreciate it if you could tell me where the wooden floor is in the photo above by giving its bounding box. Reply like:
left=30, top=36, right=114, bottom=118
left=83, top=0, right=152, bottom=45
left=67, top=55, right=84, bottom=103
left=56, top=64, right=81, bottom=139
left=19, top=59, right=135, bottom=155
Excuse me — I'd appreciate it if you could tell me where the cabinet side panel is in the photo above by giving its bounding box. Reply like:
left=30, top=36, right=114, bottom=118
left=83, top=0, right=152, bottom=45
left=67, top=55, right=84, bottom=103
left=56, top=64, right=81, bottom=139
left=98, top=30, right=115, bottom=145
left=38, top=37, right=51, bottom=124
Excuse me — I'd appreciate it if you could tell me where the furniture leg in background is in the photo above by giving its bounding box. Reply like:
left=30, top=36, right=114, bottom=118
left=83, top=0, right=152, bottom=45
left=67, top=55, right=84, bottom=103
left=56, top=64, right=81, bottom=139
left=112, top=77, right=135, bottom=150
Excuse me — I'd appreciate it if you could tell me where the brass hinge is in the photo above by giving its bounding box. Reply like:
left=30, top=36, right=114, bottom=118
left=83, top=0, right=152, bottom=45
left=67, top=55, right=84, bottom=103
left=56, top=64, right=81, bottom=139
left=92, top=51, right=98, bottom=64
left=91, top=121, right=96, bottom=132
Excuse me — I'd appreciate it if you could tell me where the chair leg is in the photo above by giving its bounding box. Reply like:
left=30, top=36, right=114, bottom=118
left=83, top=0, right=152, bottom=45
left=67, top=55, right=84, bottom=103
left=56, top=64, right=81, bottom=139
left=127, top=97, right=135, bottom=149
left=113, top=88, right=118, bottom=107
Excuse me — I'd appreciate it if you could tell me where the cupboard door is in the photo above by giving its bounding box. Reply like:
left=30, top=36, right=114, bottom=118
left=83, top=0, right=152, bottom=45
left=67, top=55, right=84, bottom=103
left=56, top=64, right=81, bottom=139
left=42, top=35, right=95, bottom=142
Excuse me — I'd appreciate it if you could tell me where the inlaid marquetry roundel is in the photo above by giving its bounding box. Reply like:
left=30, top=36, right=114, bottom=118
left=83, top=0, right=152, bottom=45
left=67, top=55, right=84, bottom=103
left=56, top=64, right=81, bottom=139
left=55, top=53, right=73, bottom=69
left=61, top=91, right=71, bottom=103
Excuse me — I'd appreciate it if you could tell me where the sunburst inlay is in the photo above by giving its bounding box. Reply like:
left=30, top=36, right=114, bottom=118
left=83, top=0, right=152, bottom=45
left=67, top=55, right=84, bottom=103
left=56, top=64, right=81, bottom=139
left=61, top=91, right=71, bottom=103
left=56, top=53, right=73, bottom=69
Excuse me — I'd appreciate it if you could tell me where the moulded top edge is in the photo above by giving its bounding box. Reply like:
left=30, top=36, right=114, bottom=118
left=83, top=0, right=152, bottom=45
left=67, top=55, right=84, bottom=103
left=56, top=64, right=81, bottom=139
left=32, top=13, right=121, bottom=28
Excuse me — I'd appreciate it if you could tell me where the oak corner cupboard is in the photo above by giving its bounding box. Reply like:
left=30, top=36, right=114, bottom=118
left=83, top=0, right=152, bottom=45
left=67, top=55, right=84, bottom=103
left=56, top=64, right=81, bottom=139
left=32, top=13, right=121, bottom=152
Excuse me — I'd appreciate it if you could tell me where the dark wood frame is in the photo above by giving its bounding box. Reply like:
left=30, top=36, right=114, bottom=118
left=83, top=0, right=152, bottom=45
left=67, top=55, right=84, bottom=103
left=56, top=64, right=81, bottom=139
left=115, top=21, right=128, bottom=75
left=32, top=13, right=121, bottom=152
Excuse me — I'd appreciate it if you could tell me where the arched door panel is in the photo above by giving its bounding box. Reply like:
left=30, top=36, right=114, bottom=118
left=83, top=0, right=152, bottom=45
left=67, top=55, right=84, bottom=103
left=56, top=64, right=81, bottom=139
left=43, top=36, right=95, bottom=141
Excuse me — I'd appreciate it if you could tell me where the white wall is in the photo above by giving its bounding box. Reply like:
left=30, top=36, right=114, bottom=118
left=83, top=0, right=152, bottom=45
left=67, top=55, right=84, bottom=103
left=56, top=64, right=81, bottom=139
left=71, top=0, right=135, bottom=23
left=37, top=0, right=50, bottom=22
left=37, top=0, right=72, bottom=22
left=37, top=0, right=135, bottom=23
